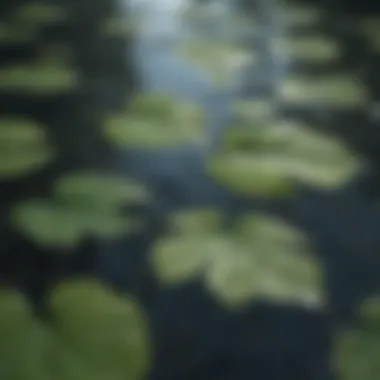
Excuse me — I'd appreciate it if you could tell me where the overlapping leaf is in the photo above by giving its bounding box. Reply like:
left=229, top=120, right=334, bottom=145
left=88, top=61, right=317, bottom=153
left=0, top=282, right=151, bottom=380
left=151, top=214, right=323, bottom=309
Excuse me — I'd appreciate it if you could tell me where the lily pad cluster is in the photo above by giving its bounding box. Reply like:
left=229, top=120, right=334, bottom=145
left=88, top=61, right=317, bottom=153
left=0, top=279, right=151, bottom=380
left=11, top=171, right=150, bottom=248
left=104, top=94, right=206, bottom=149
left=151, top=210, right=323, bottom=309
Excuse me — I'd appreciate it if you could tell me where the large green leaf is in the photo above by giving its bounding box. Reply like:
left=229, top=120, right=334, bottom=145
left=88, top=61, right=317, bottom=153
left=151, top=235, right=224, bottom=285
left=168, top=208, right=223, bottom=235
left=104, top=95, right=205, bottom=149
left=0, top=64, right=78, bottom=94
left=0, top=118, right=55, bottom=179
left=205, top=216, right=322, bottom=308
left=207, top=152, right=294, bottom=197
left=11, top=200, right=134, bottom=248
left=50, top=280, right=151, bottom=380
left=277, top=74, right=369, bottom=108
left=334, top=328, right=380, bottom=380
left=54, top=172, right=151, bottom=210
left=177, top=40, right=253, bottom=87
left=273, top=35, right=340, bottom=63
left=13, top=3, right=68, bottom=25
left=0, top=290, right=34, bottom=379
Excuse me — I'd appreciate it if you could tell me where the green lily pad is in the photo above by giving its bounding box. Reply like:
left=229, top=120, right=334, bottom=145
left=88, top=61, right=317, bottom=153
left=14, top=3, right=68, bottom=25
left=177, top=40, right=253, bottom=87
left=282, top=4, right=322, bottom=27
left=168, top=208, right=223, bottom=234
left=273, top=35, right=341, bottom=63
left=205, top=222, right=323, bottom=309
left=11, top=200, right=134, bottom=248
left=105, top=96, right=205, bottom=149
left=207, top=152, right=294, bottom=197
left=235, top=214, right=309, bottom=250
left=0, top=22, right=37, bottom=43
left=151, top=234, right=227, bottom=285
left=232, top=98, right=275, bottom=123
left=55, top=172, right=151, bottom=210
left=0, top=146, right=55, bottom=179
left=0, top=290, right=34, bottom=378
left=277, top=74, right=369, bottom=108
left=334, top=328, right=380, bottom=380
left=50, top=280, right=151, bottom=380
left=0, top=64, right=78, bottom=94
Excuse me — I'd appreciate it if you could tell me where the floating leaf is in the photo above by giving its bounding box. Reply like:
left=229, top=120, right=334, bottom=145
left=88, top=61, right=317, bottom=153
left=0, top=64, right=78, bottom=93
left=11, top=200, right=134, bottom=248
left=14, top=3, right=68, bottom=24
left=168, top=208, right=223, bottom=235
left=273, top=35, right=340, bottom=63
left=282, top=4, right=322, bottom=27
left=207, top=153, right=294, bottom=197
left=0, top=118, right=54, bottom=178
left=0, top=118, right=46, bottom=144
left=277, top=75, right=368, bottom=108
left=205, top=221, right=323, bottom=309
left=361, top=18, right=380, bottom=52
left=102, top=16, right=135, bottom=37
left=204, top=245, right=261, bottom=307
left=334, top=328, right=380, bottom=380
left=55, top=172, right=151, bottom=210
left=0, top=22, right=37, bottom=42
left=0, top=290, right=34, bottom=378
left=235, top=214, right=309, bottom=250
left=221, top=126, right=291, bottom=153
left=151, top=235, right=226, bottom=285
left=177, top=40, right=253, bottom=87
left=232, top=98, right=275, bottom=123
left=105, top=96, right=205, bottom=149
left=0, top=146, right=55, bottom=179
left=50, top=280, right=151, bottom=380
